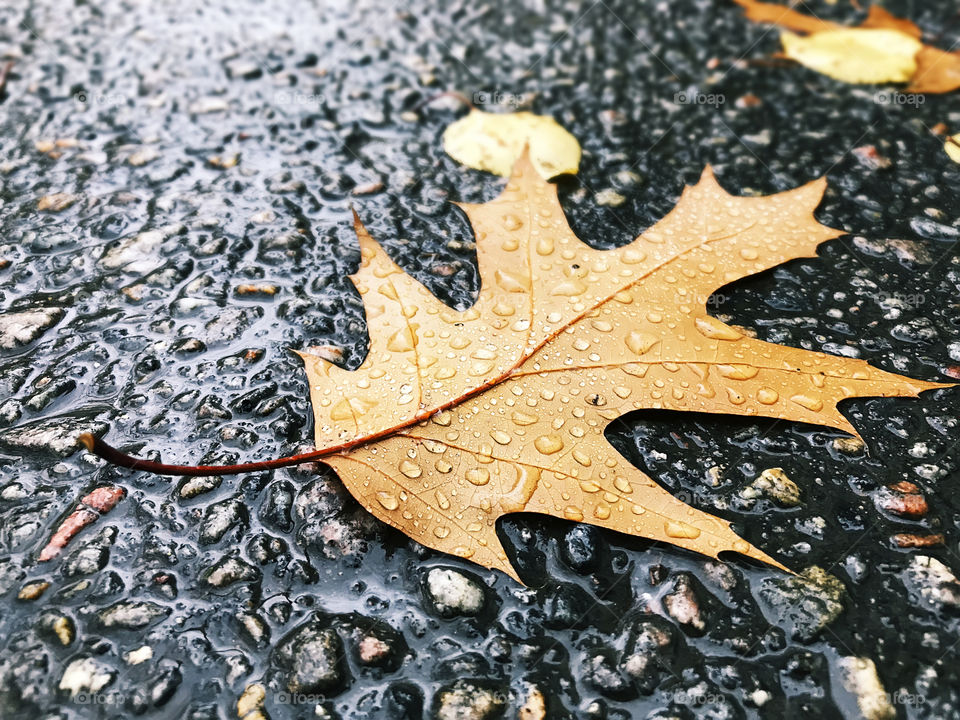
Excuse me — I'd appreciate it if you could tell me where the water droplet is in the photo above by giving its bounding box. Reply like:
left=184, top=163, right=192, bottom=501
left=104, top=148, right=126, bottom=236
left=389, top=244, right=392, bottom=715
left=432, top=412, right=452, bottom=426
left=466, top=468, right=490, bottom=486
left=739, top=247, right=759, bottom=260
left=694, top=316, right=742, bottom=341
left=378, top=284, right=398, bottom=300
left=433, top=526, right=451, bottom=539
left=725, top=387, right=746, bottom=405
left=536, top=237, right=554, bottom=256
left=491, top=430, right=512, bottom=445
left=495, top=268, right=527, bottom=292
left=757, top=388, right=779, bottom=405
left=625, top=331, right=659, bottom=355
left=435, top=460, right=453, bottom=474
left=564, top=506, right=584, bottom=521
left=572, top=450, right=592, bottom=467
left=423, top=439, right=446, bottom=454
left=579, top=480, right=601, bottom=493
left=551, top=280, right=587, bottom=297
left=594, top=504, right=611, bottom=519
left=717, top=364, right=759, bottom=380
left=399, top=459, right=422, bottom=479
left=664, top=520, right=701, bottom=539
left=534, top=435, right=564, bottom=455
left=614, top=477, right=632, bottom=494
left=469, top=360, right=494, bottom=376
left=503, top=213, right=523, bottom=231
left=435, top=490, right=451, bottom=509
left=790, top=393, right=823, bottom=412
left=376, top=492, right=399, bottom=511
left=511, top=411, right=538, bottom=426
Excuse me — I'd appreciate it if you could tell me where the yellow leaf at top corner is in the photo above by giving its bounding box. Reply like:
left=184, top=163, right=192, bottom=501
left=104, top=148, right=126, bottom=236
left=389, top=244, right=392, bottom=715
left=442, top=109, right=581, bottom=180
left=780, top=28, right=923, bottom=84
left=945, top=134, right=960, bottom=164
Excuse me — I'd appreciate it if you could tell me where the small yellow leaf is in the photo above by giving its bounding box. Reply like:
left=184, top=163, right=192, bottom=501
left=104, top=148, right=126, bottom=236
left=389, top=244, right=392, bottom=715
left=780, top=29, right=923, bottom=84
left=442, top=109, right=580, bottom=180
left=945, top=135, right=960, bottom=164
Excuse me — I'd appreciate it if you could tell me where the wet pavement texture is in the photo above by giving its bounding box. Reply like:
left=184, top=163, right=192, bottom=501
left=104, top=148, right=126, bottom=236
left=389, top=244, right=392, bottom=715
left=1, top=0, right=960, bottom=718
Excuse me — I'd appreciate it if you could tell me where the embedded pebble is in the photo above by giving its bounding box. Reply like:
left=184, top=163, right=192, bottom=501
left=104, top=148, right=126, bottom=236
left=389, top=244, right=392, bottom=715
left=0, top=309, right=63, bottom=349
left=425, top=568, right=486, bottom=616
left=837, top=656, right=896, bottom=720
left=432, top=680, right=506, bottom=720
left=758, top=567, right=846, bottom=642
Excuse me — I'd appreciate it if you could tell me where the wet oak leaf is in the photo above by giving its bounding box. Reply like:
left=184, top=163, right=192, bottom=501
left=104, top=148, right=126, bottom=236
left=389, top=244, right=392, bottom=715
left=443, top=109, right=581, bottom=179
left=298, top=152, right=946, bottom=583
left=734, top=1, right=960, bottom=93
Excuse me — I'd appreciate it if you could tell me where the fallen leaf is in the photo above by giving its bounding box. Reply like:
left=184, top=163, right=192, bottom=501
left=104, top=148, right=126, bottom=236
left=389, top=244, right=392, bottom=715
left=910, top=46, right=960, bottom=94
left=731, top=0, right=840, bottom=34
left=780, top=28, right=922, bottom=84
left=443, top=109, right=580, bottom=180
left=859, top=5, right=922, bottom=39
left=734, top=1, right=960, bottom=92
left=295, top=152, right=946, bottom=583
left=945, top=134, right=960, bottom=163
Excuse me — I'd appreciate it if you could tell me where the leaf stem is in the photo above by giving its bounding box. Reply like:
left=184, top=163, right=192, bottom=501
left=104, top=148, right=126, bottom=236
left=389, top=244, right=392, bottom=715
left=78, top=433, right=329, bottom=476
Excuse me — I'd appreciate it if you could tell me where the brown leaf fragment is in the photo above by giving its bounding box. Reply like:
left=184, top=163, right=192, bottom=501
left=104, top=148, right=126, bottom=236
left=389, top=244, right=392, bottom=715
left=735, top=2, right=960, bottom=94
left=908, top=46, right=960, bottom=94
left=81, top=485, right=125, bottom=513
left=38, top=508, right=97, bottom=562
left=892, top=533, right=944, bottom=548
left=731, top=0, right=841, bottom=34
left=874, top=482, right=928, bottom=519
left=859, top=5, right=922, bottom=39
left=38, top=485, right=125, bottom=562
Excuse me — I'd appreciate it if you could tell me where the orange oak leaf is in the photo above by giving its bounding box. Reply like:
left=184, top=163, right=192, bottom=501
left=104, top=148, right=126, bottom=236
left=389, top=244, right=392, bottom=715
left=81, top=153, right=949, bottom=584
left=731, top=0, right=839, bottom=34
left=291, top=153, right=945, bottom=583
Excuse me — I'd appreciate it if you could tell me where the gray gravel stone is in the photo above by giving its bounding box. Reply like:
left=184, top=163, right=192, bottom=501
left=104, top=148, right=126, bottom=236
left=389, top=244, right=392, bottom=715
left=758, top=567, right=846, bottom=642
left=425, top=568, right=486, bottom=616
left=0, top=309, right=63, bottom=349
left=273, top=620, right=348, bottom=695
